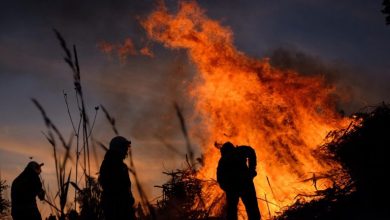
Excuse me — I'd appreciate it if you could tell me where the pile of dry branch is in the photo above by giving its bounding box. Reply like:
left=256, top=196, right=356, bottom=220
left=276, top=104, right=390, bottom=219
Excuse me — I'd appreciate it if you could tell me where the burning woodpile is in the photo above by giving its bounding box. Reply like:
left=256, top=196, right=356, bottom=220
left=148, top=104, right=390, bottom=219
left=154, top=165, right=216, bottom=220
left=276, top=104, right=390, bottom=219
left=142, top=1, right=351, bottom=217
left=6, top=1, right=388, bottom=220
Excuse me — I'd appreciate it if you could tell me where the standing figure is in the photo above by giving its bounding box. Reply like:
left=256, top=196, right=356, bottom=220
left=11, top=161, right=45, bottom=220
left=217, top=142, right=261, bottom=220
left=99, top=136, right=136, bottom=220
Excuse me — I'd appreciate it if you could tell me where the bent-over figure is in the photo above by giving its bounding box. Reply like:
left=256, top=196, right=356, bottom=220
left=217, top=142, right=261, bottom=220
left=11, top=161, right=45, bottom=220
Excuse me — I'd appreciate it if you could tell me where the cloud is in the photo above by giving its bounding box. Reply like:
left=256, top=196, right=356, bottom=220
left=1, top=1, right=390, bottom=218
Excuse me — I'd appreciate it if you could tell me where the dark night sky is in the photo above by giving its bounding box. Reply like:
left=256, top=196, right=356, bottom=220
left=1, top=0, right=389, bottom=217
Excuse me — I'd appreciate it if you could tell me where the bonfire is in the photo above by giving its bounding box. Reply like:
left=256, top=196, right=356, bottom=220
left=142, top=2, right=351, bottom=218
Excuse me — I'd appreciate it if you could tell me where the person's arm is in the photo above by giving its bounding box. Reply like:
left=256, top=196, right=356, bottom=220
left=217, top=159, right=228, bottom=190
left=239, top=146, right=257, bottom=178
left=33, top=174, right=45, bottom=200
left=37, top=188, right=45, bottom=201
left=122, top=163, right=135, bottom=206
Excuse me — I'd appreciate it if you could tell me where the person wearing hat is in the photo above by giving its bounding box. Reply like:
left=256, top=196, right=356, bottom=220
left=11, top=161, right=45, bottom=220
left=217, top=142, right=261, bottom=220
left=99, top=136, right=136, bottom=220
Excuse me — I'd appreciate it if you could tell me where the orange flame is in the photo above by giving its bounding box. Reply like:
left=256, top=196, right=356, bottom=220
left=143, top=1, right=350, bottom=218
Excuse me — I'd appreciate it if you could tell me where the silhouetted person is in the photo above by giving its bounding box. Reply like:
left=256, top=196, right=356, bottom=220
left=217, top=142, right=261, bottom=220
left=11, top=161, right=45, bottom=220
left=99, top=136, right=136, bottom=220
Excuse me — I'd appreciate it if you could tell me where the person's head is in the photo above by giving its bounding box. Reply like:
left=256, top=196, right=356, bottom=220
left=220, top=142, right=235, bottom=156
left=109, top=136, right=131, bottom=159
left=26, top=161, right=44, bottom=174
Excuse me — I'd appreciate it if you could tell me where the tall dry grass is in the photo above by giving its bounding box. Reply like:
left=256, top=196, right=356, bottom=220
left=32, top=30, right=223, bottom=220
left=0, top=176, right=10, bottom=218
left=32, top=30, right=156, bottom=219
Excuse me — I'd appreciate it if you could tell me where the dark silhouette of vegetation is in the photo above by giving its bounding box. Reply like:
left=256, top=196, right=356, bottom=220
left=76, top=176, right=104, bottom=220
left=30, top=30, right=157, bottom=220
left=23, top=29, right=390, bottom=220
left=32, top=99, right=73, bottom=220
left=276, top=104, right=390, bottom=219
left=33, top=27, right=390, bottom=220
left=154, top=163, right=205, bottom=219
left=0, top=177, right=10, bottom=217
left=150, top=105, right=225, bottom=220
left=151, top=158, right=226, bottom=220
left=383, top=0, right=390, bottom=25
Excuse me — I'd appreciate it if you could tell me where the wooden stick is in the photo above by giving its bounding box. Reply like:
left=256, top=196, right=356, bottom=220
left=265, top=193, right=272, bottom=218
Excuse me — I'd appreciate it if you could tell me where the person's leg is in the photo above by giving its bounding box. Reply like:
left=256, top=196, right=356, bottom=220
left=11, top=213, right=21, bottom=220
left=241, top=182, right=261, bottom=220
left=118, top=205, right=136, bottom=220
left=226, top=191, right=240, bottom=220
left=12, top=208, right=42, bottom=220
left=102, top=199, right=117, bottom=220
left=32, top=208, right=42, bottom=220
left=129, top=206, right=136, bottom=220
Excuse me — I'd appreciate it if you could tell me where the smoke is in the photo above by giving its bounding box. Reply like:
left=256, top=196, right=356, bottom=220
left=266, top=47, right=390, bottom=114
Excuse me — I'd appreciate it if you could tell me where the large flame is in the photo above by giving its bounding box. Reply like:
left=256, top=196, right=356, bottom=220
left=143, top=1, right=350, bottom=218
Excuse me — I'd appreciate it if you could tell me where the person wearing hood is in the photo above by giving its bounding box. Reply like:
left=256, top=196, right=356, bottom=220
left=99, top=136, right=135, bottom=220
